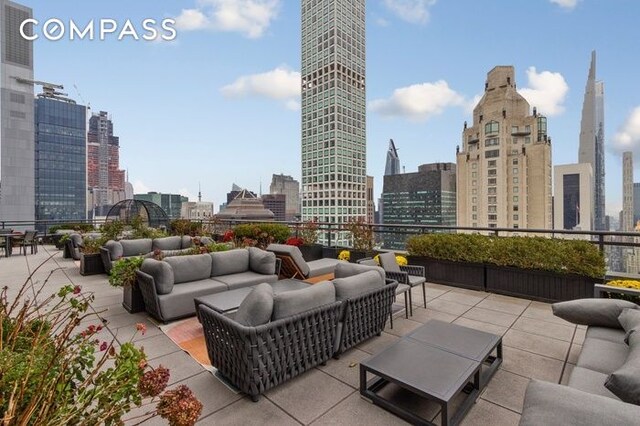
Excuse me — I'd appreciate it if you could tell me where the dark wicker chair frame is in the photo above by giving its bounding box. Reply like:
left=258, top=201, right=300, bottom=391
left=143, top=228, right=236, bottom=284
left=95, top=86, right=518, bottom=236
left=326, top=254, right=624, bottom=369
left=384, top=265, right=427, bottom=309
left=335, top=279, right=398, bottom=357
left=199, top=301, right=343, bottom=401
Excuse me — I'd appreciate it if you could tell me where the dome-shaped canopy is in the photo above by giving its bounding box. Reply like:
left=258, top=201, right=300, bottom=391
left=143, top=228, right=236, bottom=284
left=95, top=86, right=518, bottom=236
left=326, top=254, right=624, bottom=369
left=105, top=199, right=169, bottom=228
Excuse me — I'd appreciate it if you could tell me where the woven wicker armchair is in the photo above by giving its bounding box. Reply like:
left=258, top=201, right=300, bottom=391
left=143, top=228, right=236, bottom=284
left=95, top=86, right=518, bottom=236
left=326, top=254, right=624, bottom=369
left=335, top=279, right=398, bottom=357
left=199, top=301, right=343, bottom=401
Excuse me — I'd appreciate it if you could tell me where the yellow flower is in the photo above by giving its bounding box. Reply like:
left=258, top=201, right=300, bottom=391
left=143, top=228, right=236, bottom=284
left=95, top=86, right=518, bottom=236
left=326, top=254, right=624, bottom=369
left=607, top=280, right=640, bottom=290
left=373, top=254, right=380, bottom=265
left=395, top=255, right=408, bottom=266
left=338, top=250, right=350, bottom=261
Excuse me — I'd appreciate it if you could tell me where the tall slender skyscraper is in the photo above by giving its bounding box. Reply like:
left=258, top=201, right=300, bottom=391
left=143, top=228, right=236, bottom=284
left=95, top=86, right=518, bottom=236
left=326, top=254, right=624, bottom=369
left=578, top=51, right=606, bottom=230
left=0, top=0, right=34, bottom=224
left=301, top=0, right=366, bottom=245
left=623, top=152, right=634, bottom=232
left=385, top=139, right=400, bottom=176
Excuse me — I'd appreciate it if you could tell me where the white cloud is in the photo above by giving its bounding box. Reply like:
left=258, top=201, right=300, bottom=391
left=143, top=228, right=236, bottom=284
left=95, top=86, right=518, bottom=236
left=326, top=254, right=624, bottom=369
left=549, top=0, right=580, bottom=10
left=383, top=0, right=437, bottom=24
left=221, top=65, right=301, bottom=109
left=175, top=0, right=280, bottom=38
left=132, top=180, right=150, bottom=194
left=519, top=67, right=569, bottom=117
left=612, top=107, right=640, bottom=155
left=369, top=80, right=466, bottom=121
left=375, top=17, right=390, bottom=27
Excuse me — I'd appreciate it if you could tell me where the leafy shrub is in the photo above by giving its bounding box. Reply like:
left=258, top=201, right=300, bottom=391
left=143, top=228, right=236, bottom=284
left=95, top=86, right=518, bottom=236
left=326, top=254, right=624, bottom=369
left=81, top=236, right=107, bottom=255
left=48, top=223, right=95, bottom=234
left=407, top=233, right=606, bottom=279
left=345, top=218, right=373, bottom=251
left=170, top=219, right=204, bottom=237
left=101, top=220, right=124, bottom=241
left=299, top=220, right=319, bottom=245
left=232, top=223, right=291, bottom=249
left=109, top=256, right=144, bottom=287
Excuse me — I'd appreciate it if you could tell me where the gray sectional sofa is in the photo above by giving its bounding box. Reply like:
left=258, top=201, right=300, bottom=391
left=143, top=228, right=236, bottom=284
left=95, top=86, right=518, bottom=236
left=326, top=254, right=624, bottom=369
left=198, top=261, right=398, bottom=401
left=136, top=247, right=279, bottom=322
left=520, top=298, right=640, bottom=425
left=100, top=235, right=211, bottom=273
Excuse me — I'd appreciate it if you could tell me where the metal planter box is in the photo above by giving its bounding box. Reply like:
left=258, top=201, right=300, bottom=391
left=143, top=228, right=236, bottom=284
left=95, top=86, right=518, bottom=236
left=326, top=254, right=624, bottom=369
left=408, top=256, right=486, bottom=291
left=80, top=253, right=105, bottom=276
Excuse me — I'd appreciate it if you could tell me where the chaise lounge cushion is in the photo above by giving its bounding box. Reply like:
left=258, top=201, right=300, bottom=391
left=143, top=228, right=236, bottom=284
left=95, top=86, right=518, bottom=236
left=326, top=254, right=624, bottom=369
left=121, top=239, right=153, bottom=257
left=272, top=281, right=336, bottom=320
left=307, top=258, right=342, bottom=277
left=552, top=299, right=639, bottom=328
left=267, top=244, right=310, bottom=277
left=210, top=249, right=250, bottom=277
left=334, top=262, right=385, bottom=283
left=152, top=236, right=182, bottom=251
left=618, top=308, right=640, bottom=344
left=576, top=338, right=629, bottom=374
left=104, top=240, right=123, bottom=260
left=567, top=366, right=621, bottom=400
left=165, top=254, right=212, bottom=284
left=248, top=247, right=277, bottom=275
left=333, top=270, right=384, bottom=300
left=157, top=279, right=228, bottom=321
left=234, top=283, right=274, bottom=327
left=213, top=271, right=278, bottom=290
left=140, top=259, right=174, bottom=295
left=605, top=332, right=640, bottom=404
left=520, top=380, right=640, bottom=426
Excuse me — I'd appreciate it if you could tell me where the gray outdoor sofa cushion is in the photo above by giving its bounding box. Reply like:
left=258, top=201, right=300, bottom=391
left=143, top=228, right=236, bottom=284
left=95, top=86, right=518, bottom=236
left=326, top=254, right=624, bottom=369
left=519, top=380, right=640, bottom=426
left=165, top=254, right=212, bottom=284
left=333, top=270, right=384, bottom=300
left=181, top=235, right=193, bottom=249
left=248, top=247, right=277, bottom=275
left=307, top=258, right=343, bottom=276
left=334, top=262, right=385, bottom=283
left=157, top=279, right=228, bottom=321
left=121, top=239, right=153, bottom=257
left=552, top=298, right=639, bottom=328
left=152, top=236, right=182, bottom=251
left=140, top=258, right=174, bottom=295
left=567, top=366, right=621, bottom=400
left=272, top=280, right=336, bottom=320
left=213, top=271, right=278, bottom=290
left=104, top=240, right=123, bottom=260
left=576, top=337, right=629, bottom=374
left=605, top=332, right=640, bottom=404
left=266, top=243, right=311, bottom=277
left=210, top=249, right=250, bottom=276
left=618, top=308, right=640, bottom=344
left=234, top=283, right=274, bottom=327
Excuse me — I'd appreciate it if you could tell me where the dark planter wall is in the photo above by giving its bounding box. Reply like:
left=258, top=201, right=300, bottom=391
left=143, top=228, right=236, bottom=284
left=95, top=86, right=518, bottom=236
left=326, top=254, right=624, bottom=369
left=123, top=283, right=145, bottom=313
left=80, top=253, right=105, bottom=276
left=349, top=250, right=376, bottom=264
left=486, top=265, right=597, bottom=303
left=299, top=244, right=324, bottom=262
left=408, top=256, right=485, bottom=291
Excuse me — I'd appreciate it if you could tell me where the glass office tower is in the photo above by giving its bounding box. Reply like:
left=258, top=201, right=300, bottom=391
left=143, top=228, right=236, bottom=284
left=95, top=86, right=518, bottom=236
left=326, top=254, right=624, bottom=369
left=301, top=0, right=366, bottom=245
left=34, top=97, right=87, bottom=225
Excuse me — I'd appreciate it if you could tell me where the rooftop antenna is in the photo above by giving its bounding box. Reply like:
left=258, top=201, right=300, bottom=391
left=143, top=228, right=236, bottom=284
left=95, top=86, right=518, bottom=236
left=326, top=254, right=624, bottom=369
left=198, top=182, right=202, bottom=202
left=259, top=180, right=262, bottom=197
left=73, top=84, right=90, bottom=109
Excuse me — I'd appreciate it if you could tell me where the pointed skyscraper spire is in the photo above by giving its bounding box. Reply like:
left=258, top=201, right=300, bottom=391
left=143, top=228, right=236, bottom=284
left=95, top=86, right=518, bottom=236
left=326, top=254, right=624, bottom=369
left=198, top=182, right=202, bottom=202
left=385, top=139, right=401, bottom=176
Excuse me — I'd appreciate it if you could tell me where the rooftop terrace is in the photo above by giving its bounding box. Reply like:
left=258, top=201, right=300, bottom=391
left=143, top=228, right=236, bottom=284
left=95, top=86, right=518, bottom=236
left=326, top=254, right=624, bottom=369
left=1, top=245, right=587, bottom=425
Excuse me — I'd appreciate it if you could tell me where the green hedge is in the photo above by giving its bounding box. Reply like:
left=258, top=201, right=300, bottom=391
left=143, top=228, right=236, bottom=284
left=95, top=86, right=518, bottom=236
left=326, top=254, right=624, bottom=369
left=48, top=223, right=94, bottom=233
left=407, top=233, right=606, bottom=279
left=232, top=223, right=291, bottom=243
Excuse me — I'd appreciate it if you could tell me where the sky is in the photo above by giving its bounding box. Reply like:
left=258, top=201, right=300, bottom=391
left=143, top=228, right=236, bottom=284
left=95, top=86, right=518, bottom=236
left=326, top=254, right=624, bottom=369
left=25, top=0, right=640, bottom=216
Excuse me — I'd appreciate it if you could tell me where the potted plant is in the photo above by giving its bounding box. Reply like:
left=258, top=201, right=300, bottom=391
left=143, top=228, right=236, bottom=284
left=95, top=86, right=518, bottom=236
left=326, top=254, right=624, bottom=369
left=80, top=236, right=106, bottom=276
left=345, top=218, right=375, bottom=263
left=297, top=220, right=324, bottom=261
left=109, top=256, right=145, bottom=313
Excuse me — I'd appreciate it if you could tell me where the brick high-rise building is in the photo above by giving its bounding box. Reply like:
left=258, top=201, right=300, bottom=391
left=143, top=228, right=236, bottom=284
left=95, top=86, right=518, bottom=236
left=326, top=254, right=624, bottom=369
left=270, top=174, right=300, bottom=220
left=457, top=66, right=552, bottom=230
left=87, top=111, right=125, bottom=215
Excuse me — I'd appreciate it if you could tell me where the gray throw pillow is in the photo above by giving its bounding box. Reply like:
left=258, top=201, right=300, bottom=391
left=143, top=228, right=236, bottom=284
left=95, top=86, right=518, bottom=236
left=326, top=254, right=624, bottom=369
left=333, top=270, right=384, bottom=300
left=248, top=247, right=276, bottom=275
left=378, top=252, right=401, bottom=273
left=605, top=332, right=640, bottom=404
left=152, top=236, right=182, bottom=251
left=552, top=299, right=639, bottom=328
left=121, top=239, right=153, bottom=257
left=234, top=283, right=274, bottom=327
left=140, top=259, right=174, bottom=295
left=618, top=308, right=640, bottom=344
left=334, top=262, right=385, bottom=283
left=272, top=281, right=336, bottom=320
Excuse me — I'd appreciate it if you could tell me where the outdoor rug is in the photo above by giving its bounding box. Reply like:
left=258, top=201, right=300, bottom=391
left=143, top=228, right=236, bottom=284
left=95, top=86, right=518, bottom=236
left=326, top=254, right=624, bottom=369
left=160, top=317, right=211, bottom=368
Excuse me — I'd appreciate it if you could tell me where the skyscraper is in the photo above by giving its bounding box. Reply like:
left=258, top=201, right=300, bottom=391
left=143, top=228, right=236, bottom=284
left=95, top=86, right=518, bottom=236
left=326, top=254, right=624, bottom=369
left=382, top=163, right=456, bottom=250
left=578, top=51, right=606, bottom=230
left=623, top=152, right=634, bottom=232
left=633, top=183, right=640, bottom=225
left=87, top=111, right=125, bottom=216
left=457, top=66, right=553, bottom=230
left=553, top=164, right=592, bottom=232
left=385, top=139, right=400, bottom=176
left=261, top=193, right=286, bottom=222
left=365, top=175, right=375, bottom=224
left=270, top=173, right=300, bottom=220
left=134, top=192, right=187, bottom=220
left=35, top=94, right=87, bottom=225
left=0, top=0, right=34, bottom=224
left=301, top=0, right=366, bottom=244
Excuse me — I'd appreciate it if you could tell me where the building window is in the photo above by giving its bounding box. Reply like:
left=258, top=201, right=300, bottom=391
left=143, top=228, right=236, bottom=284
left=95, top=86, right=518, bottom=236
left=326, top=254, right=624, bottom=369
left=513, top=214, right=519, bottom=220
left=488, top=169, right=497, bottom=176
left=488, top=160, right=497, bottom=167
left=472, top=214, right=477, bottom=220
left=472, top=205, right=477, bottom=212
left=488, top=178, right=497, bottom=185
left=488, top=206, right=497, bottom=213
left=513, top=196, right=519, bottom=202
left=485, top=121, right=499, bottom=134
left=513, top=177, right=519, bottom=184
left=472, top=172, right=477, bottom=178
left=485, top=149, right=500, bottom=158
left=511, top=126, right=519, bottom=134
left=525, top=136, right=531, bottom=144
left=489, top=223, right=497, bottom=228
left=513, top=187, right=519, bottom=193
left=513, top=168, right=519, bottom=174
left=485, top=138, right=499, bottom=147
left=472, top=162, right=477, bottom=169
left=472, top=180, right=477, bottom=186
left=472, top=188, right=477, bottom=195
left=513, top=205, right=519, bottom=211
left=488, top=196, right=497, bottom=204
left=472, top=197, right=477, bottom=203
left=488, top=187, right=496, bottom=195
left=513, top=159, right=518, bottom=165
left=488, top=214, right=497, bottom=221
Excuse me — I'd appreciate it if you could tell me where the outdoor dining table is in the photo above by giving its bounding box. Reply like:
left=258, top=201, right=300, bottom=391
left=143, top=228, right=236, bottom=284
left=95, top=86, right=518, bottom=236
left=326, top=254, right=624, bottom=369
left=1, top=231, right=24, bottom=257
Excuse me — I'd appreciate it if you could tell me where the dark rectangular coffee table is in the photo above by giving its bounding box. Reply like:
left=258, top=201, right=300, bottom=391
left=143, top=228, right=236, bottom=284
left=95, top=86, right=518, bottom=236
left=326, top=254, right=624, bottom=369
left=194, top=279, right=311, bottom=317
left=360, top=320, right=502, bottom=426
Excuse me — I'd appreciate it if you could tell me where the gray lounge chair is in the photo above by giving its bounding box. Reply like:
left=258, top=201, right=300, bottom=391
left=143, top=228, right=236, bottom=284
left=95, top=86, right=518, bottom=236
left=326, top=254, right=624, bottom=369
left=266, top=243, right=343, bottom=279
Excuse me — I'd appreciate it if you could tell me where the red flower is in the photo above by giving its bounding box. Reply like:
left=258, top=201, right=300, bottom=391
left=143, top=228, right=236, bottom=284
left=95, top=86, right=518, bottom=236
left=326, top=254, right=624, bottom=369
left=139, top=365, right=170, bottom=397
left=222, top=230, right=234, bottom=242
left=100, top=341, right=108, bottom=352
left=73, top=285, right=82, bottom=294
left=157, top=385, right=203, bottom=426
left=285, top=237, right=304, bottom=247
left=136, top=323, right=147, bottom=335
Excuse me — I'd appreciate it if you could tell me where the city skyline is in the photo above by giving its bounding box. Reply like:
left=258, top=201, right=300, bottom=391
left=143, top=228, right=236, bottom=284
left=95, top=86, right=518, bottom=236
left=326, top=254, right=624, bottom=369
left=18, top=1, right=640, bottom=217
